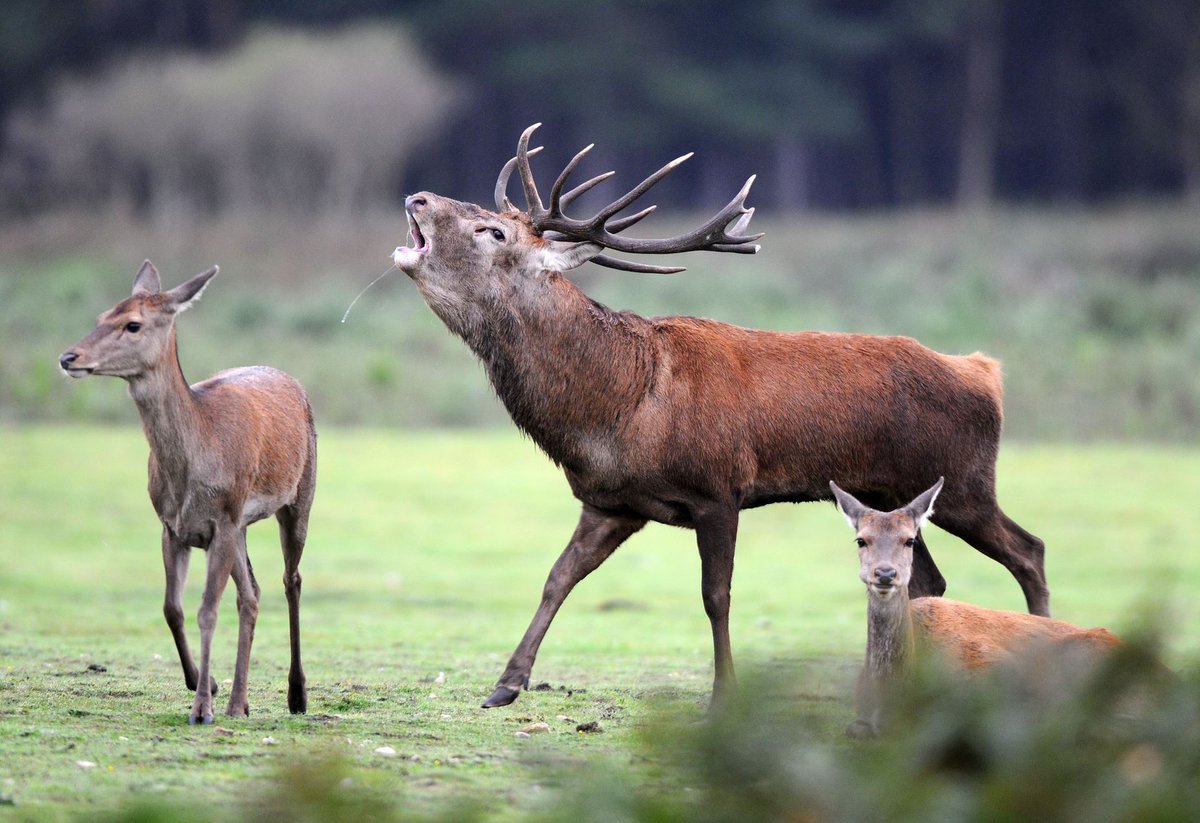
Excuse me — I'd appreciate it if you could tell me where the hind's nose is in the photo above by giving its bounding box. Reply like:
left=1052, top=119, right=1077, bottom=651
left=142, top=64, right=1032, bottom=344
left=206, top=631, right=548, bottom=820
left=873, top=566, right=898, bottom=585
left=59, top=351, right=78, bottom=369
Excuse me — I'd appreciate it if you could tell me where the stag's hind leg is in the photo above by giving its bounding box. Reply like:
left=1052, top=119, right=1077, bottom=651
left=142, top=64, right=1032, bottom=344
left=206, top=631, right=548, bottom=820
left=934, top=506, right=1049, bottom=616
left=908, top=532, right=947, bottom=598
left=277, top=500, right=310, bottom=714
left=482, top=505, right=646, bottom=708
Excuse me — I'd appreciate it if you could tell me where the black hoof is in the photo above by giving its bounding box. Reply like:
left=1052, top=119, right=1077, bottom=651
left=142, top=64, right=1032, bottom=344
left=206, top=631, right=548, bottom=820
left=188, top=713, right=214, bottom=726
left=289, top=691, right=307, bottom=715
left=481, top=686, right=521, bottom=708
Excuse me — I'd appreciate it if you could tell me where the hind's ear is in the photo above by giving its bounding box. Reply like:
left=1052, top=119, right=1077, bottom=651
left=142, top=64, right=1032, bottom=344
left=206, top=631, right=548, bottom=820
left=165, top=266, right=219, bottom=313
left=830, top=481, right=872, bottom=531
left=904, top=477, right=944, bottom=531
left=132, top=260, right=161, bottom=296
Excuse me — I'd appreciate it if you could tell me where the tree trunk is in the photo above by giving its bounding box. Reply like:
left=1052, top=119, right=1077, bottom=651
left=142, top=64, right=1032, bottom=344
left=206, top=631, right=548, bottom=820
left=956, top=0, right=1003, bottom=209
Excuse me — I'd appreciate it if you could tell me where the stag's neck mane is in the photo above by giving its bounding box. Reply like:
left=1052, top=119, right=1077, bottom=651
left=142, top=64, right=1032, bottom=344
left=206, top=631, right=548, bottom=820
left=865, top=589, right=916, bottom=684
left=467, top=272, right=655, bottom=470
left=126, top=329, right=206, bottom=477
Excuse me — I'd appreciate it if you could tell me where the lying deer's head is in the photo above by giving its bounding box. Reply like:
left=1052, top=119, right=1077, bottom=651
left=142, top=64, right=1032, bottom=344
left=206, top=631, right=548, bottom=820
left=390, top=124, right=761, bottom=333
left=59, top=260, right=217, bottom=380
left=829, top=479, right=944, bottom=600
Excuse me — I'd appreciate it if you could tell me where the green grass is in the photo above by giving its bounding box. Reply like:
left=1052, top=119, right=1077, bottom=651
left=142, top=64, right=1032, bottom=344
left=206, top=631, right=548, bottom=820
left=2, top=426, right=1200, bottom=819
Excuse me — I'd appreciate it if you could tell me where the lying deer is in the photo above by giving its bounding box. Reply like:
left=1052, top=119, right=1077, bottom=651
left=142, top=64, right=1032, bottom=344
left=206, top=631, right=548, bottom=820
left=391, top=123, right=1049, bottom=709
left=830, top=478, right=1119, bottom=739
left=59, top=261, right=317, bottom=725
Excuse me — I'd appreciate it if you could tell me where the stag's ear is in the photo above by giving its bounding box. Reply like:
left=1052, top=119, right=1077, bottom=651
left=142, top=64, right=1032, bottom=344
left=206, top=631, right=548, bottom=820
left=165, top=266, right=219, bottom=313
left=903, top=477, right=944, bottom=530
left=537, top=240, right=603, bottom=273
left=830, top=481, right=873, bottom=530
left=132, top=260, right=162, bottom=296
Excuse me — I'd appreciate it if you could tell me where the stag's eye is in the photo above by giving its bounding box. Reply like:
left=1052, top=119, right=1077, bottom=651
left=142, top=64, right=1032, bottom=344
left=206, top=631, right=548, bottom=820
left=491, top=228, right=505, bottom=241
left=124, top=321, right=142, bottom=333
left=855, top=538, right=867, bottom=548
left=476, top=226, right=506, bottom=242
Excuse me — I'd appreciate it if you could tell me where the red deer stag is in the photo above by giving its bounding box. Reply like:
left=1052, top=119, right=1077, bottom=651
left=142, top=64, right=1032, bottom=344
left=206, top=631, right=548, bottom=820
left=59, top=261, right=317, bottom=725
left=390, top=124, right=1048, bottom=708
left=830, top=479, right=1118, bottom=739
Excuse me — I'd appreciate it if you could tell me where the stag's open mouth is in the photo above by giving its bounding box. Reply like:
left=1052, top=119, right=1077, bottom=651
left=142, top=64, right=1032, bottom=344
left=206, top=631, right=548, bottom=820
left=391, top=211, right=430, bottom=270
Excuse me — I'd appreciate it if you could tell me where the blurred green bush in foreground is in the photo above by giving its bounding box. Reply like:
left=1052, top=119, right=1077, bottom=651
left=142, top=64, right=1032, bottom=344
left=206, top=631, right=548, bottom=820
left=93, top=630, right=1199, bottom=822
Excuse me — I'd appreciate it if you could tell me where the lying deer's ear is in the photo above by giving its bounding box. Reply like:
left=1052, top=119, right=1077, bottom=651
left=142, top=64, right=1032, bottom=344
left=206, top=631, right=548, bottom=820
left=165, top=266, right=219, bottom=313
left=132, top=260, right=162, bottom=296
left=830, top=481, right=872, bottom=531
left=904, top=477, right=944, bottom=530
left=537, top=240, right=603, bottom=273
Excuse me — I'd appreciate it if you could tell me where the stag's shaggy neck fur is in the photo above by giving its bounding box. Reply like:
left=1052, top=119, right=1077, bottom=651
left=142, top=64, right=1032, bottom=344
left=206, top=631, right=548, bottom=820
left=468, top=273, right=655, bottom=473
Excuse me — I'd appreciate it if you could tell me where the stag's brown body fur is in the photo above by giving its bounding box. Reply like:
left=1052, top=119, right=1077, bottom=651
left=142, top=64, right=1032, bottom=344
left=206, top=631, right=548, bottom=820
left=483, top=273, right=1004, bottom=529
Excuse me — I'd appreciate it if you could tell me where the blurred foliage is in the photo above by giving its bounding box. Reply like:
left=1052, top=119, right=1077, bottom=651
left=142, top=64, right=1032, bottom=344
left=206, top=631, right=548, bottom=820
left=1, top=24, right=460, bottom=216
left=81, top=631, right=1200, bottom=822
left=0, top=1, right=1198, bottom=211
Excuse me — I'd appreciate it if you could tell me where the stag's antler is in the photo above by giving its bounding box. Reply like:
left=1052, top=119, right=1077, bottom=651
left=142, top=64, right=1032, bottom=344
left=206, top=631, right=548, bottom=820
left=494, top=123, right=763, bottom=274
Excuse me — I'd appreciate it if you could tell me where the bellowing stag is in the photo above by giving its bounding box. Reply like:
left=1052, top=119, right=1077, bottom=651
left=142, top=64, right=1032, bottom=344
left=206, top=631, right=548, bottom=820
left=389, top=124, right=1048, bottom=708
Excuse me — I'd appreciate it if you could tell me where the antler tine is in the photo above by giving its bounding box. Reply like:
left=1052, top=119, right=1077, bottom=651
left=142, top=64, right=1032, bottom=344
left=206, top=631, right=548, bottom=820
left=590, top=254, right=686, bottom=274
left=605, top=205, right=657, bottom=234
left=560, top=171, right=616, bottom=209
left=594, top=152, right=693, bottom=224
left=516, top=123, right=546, bottom=216
left=547, top=143, right=593, bottom=216
left=495, top=145, right=544, bottom=211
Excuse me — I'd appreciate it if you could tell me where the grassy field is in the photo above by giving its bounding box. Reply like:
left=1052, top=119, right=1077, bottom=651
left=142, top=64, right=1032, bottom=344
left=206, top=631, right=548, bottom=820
left=2, top=426, right=1199, bottom=819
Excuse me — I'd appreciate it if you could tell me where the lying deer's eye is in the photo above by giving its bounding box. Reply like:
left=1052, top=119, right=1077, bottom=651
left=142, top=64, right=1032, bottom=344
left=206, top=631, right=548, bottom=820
left=124, top=321, right=142, bottom=333
left=855, top=538, right=867, bottom=548
left=904, top=538, right=917, bottom=548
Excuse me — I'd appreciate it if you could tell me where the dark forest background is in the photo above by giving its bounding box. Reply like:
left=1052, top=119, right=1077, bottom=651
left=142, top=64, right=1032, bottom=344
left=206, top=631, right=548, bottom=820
left=2, top=0, right=1198, bottom=216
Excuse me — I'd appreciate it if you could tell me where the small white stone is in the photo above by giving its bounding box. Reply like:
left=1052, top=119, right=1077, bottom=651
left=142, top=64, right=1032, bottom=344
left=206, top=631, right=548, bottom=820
left=433, top=672, right=446, bottom=685
left=262, top=737, right=276, bottom=745
left=513, top=731, right=531, bottom=739
left=75, top=761, right=97, bottom=770
left=373, top=746, right=397, bottom=757
left=520, top=722, right=551, bottom=735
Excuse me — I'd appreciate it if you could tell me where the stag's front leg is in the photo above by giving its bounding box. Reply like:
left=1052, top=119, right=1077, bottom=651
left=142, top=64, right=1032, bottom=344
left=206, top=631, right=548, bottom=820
left=695, top=506, right=739, bottom=705
left=189, top=526, right=237, bottom=726
left=482, top=505, right=645, bottom=708
left=225, top=531, right=260, bottom=718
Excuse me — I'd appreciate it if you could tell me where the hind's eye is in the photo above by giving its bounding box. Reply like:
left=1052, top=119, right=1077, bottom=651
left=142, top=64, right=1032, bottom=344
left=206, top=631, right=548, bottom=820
left=904, top=538, right=916, bottom=548
left=125, top=322, right=142, bottom=333
left=855, top=538, right=867, bottom=548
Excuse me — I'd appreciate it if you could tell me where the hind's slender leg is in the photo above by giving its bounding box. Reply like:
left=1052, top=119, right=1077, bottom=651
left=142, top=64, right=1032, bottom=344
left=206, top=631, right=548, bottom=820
left=277, top=503, right=310, bottom=714
left=934, top=508, right=1049, bottom=616
left=226, top=530, right=259, bottom=717
left=907, top=531, right=947, bottom=598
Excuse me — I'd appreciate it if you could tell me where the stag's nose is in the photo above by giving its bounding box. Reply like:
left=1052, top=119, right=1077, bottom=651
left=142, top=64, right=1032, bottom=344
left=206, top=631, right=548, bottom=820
left=406, top=194, right=428, bottom=213
left=59, top=351, right=79, bottom=370
left=873, top=566, right=898, bottom=586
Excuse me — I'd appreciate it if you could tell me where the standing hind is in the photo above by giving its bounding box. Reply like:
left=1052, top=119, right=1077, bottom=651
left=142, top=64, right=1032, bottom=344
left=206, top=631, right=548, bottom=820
left=60, top=260, right=317, bottom=725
